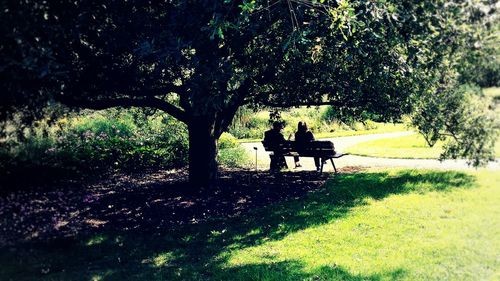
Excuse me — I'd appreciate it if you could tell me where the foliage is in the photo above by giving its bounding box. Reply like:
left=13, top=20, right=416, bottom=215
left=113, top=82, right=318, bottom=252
left=229, top=106, right=402, bottom=140
left=0, top=110, right=189, bottom=186
left=459, top=47, right=500, bottom=87
left=218, top=132, right=252, bottom=168
left=411, top=84, right=499, bottom=166
left=322, top=106, right=385, bottom=125
left=219, top=132, right=240, bottom=150
left=229, top=109, right=270, bottom=139
left=0, top=111, right=253, bottom=186
left=218, top=146, right=252, bottom=168
left=457, top=15, right=500, bottom=87
left=1, top=0, right=498, bottom=184
left=2, top=169, right=500, bottom=280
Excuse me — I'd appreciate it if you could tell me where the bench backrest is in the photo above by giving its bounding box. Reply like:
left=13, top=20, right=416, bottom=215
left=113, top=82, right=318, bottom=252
left=262, top=140, right=336, bottom=156
left=262, top=140, right=294, bottom=152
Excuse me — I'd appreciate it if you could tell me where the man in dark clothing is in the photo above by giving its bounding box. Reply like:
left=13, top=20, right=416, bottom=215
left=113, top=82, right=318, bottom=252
left=263, top=121, right=287, bottom=171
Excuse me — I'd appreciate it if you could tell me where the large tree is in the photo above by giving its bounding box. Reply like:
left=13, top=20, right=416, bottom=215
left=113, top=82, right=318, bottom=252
left=1, top=0, right=498, bottom=186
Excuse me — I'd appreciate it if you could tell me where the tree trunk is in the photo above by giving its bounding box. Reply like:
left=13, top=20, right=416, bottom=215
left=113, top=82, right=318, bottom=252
left=187, top=116, right=218, bottom=187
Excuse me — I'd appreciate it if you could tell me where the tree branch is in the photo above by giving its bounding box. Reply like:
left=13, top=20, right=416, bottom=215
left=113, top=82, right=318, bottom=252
left=61, top=97, right=188, bottom=123
left=259, top=99, right=338, bottom=108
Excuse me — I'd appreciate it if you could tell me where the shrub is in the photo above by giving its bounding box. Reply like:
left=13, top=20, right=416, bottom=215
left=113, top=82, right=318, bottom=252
left=219, top=132, right=238, bottom=149
left=217, top=132, right=251, bottom=167
left=363, top=120, right=379, bottom=130
left=0, top=109, right=189, bottom=188
left=218, top=146, right=251, bottom=168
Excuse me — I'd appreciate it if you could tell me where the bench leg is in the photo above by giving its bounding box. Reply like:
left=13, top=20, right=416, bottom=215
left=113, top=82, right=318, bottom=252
left=319, top=157, right=324, bottom=173
left=330, top=158, right=337, bottom=173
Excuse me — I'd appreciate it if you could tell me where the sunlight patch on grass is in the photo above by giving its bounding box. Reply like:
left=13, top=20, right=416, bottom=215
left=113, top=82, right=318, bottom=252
left=223, top=169, right=500, bottom=281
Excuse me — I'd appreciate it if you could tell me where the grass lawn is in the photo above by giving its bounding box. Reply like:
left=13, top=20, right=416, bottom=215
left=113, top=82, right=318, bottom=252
left=314, top=123, right=408, bottom=139
left=1, top=169, right=500, bottom=280
left=346, top=133, right=500, bottom=159
left=238, top=123, right=408, bottom=143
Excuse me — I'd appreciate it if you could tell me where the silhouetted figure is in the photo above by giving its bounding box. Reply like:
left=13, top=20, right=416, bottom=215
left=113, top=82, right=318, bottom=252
left=294, top=122, right=321, bottom=171
left=264, top=121, right=286, bottom=171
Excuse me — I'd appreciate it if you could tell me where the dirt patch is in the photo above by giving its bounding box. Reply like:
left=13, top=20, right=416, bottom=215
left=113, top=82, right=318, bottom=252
left=0, top=167, right=359, bottom=247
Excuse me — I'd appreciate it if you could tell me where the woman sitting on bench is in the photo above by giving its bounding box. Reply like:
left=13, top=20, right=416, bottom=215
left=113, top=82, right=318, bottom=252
left=294, top=122, right=321, bottom=171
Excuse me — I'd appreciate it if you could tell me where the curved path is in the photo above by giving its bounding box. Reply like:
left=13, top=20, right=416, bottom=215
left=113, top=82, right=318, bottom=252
left=241, top=131, right=500, bottom=171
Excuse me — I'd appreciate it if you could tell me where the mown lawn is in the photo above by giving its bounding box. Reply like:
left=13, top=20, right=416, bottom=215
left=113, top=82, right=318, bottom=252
left=314, top=123, right=408, bottom=139
left=1, top=169, right=499, bottom=280
left=346, top=133, right=500, bottom=159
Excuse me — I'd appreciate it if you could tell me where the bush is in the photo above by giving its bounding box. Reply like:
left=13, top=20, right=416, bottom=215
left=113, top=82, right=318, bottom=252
left=219, top=132, right=238, bottom=149
left=0, top=109, right=189, bottom=187
left=217, top=132, right=251, bottom=167
left=363, top=120, right=379, bottom=130
left=218, top=146, right=251, bottom=168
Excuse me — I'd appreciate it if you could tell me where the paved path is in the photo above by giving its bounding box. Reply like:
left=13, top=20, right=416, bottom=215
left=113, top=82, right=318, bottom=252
left=241, top=131, right=500, bottom=171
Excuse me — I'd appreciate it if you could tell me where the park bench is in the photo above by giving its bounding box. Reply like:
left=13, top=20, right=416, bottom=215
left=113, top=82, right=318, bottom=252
left=262, top=140, right=347, bottom=173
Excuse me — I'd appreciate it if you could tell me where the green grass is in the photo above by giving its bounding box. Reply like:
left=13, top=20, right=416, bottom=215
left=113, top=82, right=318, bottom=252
left=238, top=123, right=408, bottom=143
left=2, top=169, right=500, bottom=280
left=314, top=123, right=408, bottom=139
left=345, top=134, right=444, bottom=159
left=346, top=133, right=500, bottom=159
left=223, top=169, right=500, bottom=281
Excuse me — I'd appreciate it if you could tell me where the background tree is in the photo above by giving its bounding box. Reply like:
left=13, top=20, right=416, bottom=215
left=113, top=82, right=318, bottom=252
left=409, top=1, right=500, bottom=166
left=1, top=0, right=498, bottom=186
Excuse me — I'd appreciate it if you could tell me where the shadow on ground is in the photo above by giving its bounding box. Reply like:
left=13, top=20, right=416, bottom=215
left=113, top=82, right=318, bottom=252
left=0, top=167, right=475, bottom=280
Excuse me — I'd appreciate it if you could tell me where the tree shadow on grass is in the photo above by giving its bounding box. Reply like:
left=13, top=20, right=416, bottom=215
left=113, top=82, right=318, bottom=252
left=219, top=261, right=406, bottom=281
left=0, top=168, right=475, bottom=280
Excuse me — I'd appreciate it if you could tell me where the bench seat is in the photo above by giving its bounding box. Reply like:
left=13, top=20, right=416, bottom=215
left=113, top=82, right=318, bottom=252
left=262, top=140, right=348, bottom=173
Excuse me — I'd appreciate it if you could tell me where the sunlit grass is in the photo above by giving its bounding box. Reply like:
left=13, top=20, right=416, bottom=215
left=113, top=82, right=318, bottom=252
left=1, top=169, right=499, bottom=280
left=345, top=133, right=443, bottom=159
left=346, top=133, right=500, bottom=159
left=221, top=169, right=500, bottom=281
left=314, top=123, right=408, bottom=139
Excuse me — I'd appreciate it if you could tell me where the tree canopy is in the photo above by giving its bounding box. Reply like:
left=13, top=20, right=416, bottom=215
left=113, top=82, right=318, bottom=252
left=1, top=0, right=498, bottom=185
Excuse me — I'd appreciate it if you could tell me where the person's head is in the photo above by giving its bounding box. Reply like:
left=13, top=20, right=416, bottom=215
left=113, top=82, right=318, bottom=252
left=298, top=121, right=307, bottom=132
left=272, top=121, right=283, bottom=131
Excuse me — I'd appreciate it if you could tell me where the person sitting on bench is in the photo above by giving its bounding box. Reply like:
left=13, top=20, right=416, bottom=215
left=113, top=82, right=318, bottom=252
left=263, top=121, right=286, bottom=172
left=294, top=121, right=321, bottom=171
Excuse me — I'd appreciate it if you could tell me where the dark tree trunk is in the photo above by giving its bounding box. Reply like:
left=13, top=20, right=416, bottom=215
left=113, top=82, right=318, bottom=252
left=187, top=116, right=218, bottom=187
